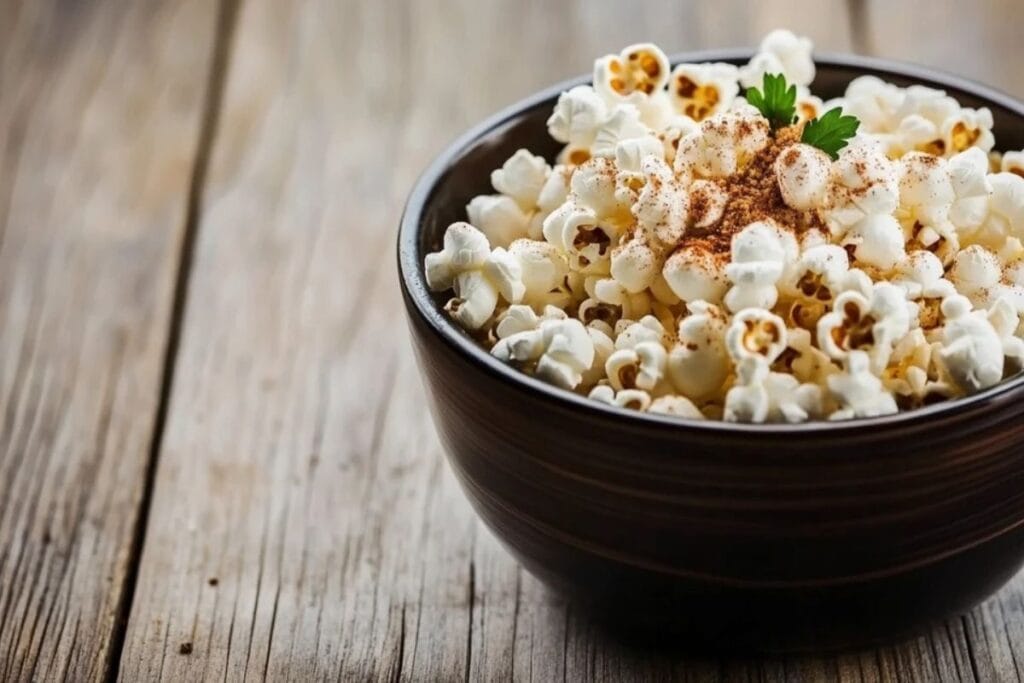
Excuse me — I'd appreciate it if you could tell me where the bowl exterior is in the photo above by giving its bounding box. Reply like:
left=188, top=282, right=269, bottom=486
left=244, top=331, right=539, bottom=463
left=398, top=54, right=1024, bottom=651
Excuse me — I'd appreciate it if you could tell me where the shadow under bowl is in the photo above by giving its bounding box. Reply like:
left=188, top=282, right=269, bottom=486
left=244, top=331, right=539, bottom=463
left=397, top=51, right=1024, bottom=653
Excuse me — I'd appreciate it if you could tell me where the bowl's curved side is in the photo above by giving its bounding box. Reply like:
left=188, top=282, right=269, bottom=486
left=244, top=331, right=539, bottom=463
left=397, top=55, right=1024, bottom=650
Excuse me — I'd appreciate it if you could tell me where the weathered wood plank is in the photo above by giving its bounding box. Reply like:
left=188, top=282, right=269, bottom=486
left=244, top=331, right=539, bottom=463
left=0, top=1, right=221, bottom=680
left=118, top=0, right=1024, bottom=681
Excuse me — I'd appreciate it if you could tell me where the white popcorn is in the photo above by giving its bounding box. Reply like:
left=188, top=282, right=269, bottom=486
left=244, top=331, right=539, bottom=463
left=610, top=234, right=662, bottom=293
left=739, top=29, right=815, bottom=89
left=588, top=384, right=653, bottom=411
left=775, top=143, right=831, bottom=211
left=825, top=138, right=900, bottom=236
left=547, top=85, right=609, bottom=147
left=818, top=282, right=911, bottom=373
left=630, top=156, right=689, bottom=246
left=667, top=301, right=730, bottom=401
left=669, top=62, right=740, bottom=121
left=591, top=105, right=653, bottom=159
left=725, top=308, right=788, bottom=364
left=828, top=351, right=899, bottom=420
left=423, top=34, right=1024, bottom=422
left=724, top=221, right=798, bottom=312
left=949, top=245, right=1001, bottom=308
left=674, top=106, right=770, bottom=179
left=493, top=317, right=596, bottom=390
left=507, top=239, right=570, bottom=308
left=937, top=294, right=1004, bottom=392
left=594, top=44, right=671, bottom=105
left=948, top=148, right=993, bottom=234
left=490, top=149, right=551, bottom=211
left=662, top=244, right=729, bottom=304
left=1002, top=151, right=1024, bottom=178
left=844, top=214, right=906, bottom=271
left=649, top=394, right=704, bottom=418
left=941, top=108, right=995, bottom=156
left=425, top=221, right=490, bottom=291
left=467, top=195, right=531, bottom=248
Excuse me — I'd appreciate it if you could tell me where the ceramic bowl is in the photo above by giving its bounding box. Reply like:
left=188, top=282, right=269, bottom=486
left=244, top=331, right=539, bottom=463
left=397, top=51, right=1024, bottom=652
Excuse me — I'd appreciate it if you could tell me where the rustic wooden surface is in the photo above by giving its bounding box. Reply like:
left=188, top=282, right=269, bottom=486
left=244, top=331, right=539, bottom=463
left=2, top=0, right=1024, bottom=680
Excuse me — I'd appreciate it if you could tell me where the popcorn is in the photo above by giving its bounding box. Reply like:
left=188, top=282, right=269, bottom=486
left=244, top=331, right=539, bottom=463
left=589, top=384, right=653, bottom=411
left=669, top=63, right=740, bottom=121
left=724, top=221, right=798, bottom=312
left=667, top=301, right=730, bottom=401
left=547, top=86, right=609, bottom=148
left=594, top=44, right=671, bottom=104
left=739, top=29, right=815, bottom=89
left=467, top=195, right=531, bottom=248
left=817, top=282, right=911, bottom=373
left=424, top=33, right=1024, bottom=423
left=775, top=143, right=831, bottom=211
left=828, top=351, right=899, bottom=420
left=674, top=106, right=770, bottom=179
left=649, top=394, right=705, bottom=418
left=937, top=295, right=1004, bottom=392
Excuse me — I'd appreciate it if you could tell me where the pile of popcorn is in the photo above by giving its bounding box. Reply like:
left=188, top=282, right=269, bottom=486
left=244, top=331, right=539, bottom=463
left=424, top=30, right=1024, bottom=423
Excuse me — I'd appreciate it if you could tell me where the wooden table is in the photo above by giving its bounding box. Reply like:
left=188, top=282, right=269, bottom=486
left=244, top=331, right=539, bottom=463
left=3, top=0, right=1024, bottom=680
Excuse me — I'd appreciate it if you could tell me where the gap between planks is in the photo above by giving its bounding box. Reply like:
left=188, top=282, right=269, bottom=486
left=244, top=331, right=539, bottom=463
left=103, top=0, right=244, bottom=679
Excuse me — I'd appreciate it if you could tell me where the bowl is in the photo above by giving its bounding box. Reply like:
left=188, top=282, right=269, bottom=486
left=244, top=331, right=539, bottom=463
left=397, top=51, right=1024, bottom=652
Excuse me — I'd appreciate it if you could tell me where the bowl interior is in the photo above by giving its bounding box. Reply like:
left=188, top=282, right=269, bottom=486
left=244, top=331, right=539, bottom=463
left=401, top=51, right=1024, bottom=432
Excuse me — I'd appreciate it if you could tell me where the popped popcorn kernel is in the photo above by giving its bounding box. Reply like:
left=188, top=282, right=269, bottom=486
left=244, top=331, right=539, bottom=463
left=424, top=31, right=1024, bottom=423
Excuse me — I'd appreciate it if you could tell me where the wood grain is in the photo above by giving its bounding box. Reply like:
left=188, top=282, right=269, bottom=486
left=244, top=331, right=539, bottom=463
left=0, top=0, right=220, bottom=680
left=0, top=0, right=1013, bottom=680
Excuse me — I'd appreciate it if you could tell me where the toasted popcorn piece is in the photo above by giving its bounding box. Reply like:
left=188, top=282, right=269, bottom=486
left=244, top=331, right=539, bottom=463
left=775, top=143, right=831, bottom=211
left=1002, top=151, right=1024, bottom=179
left=892, top=250, right=956, bottom=303
left=987, top=296, right=1024, bottom=363
left=494, top=317, right=596, bottom=390
left=941, top=108, right=995, bottom=156
left=542, top=203, right=617, bottom=269
left=897, top=152, right=955, bottom=228
left=937, top=294, right=1004, bottom=392
left=828, top=351, right=899, bottom=420
left=466, top=195, right=531, bottom=248
left=818, top=282, right=911, bottom=373
left=445, top=271, right=500, bottom=330
left=662, top=243, right=729, bottom=304
left=949, top=245, right=1001, bottom=308
left=667, top=300, right=730, bottom=401
left=614, top=135, right=665, bottom=174
left=495, top=304, right=565, bottom=339
left=825, top=137, right=900, bottom=236
left=739, top=29, right=816, bottom=89
left=948, top=148, right=993, bottom=233
left=483, top=247, right=526, bottom=304
left=588, top=384, right=653, bottom=411
left=594, top=43, right=671, bottom=104
left=723, top=357, right=771, bottom=423
left=658, top=115, right=702, bottom=165
left=688, top=180, right=729, bottom=228
left=776, top=327, right=838, bottom=386
left=590, top=105, right=653, bottom=159
left=669, top=62, right=740, bottom=122
left=581, top=326, right=616, bottom=389
left=615, top=315, right=669, bottom=349
left=844, top=214, right=906, bottom=271
left=605, top=340, right=668, bottom=392
left=547, top=85, right=609, bottom=147
left=674, top=106, right=770, bottom=179
left=724, top=221, right=798, bottom=313
left=648, top=394, right=704, bottom=418
left=882, top=328, right=955, bottom=405
left=795, top=87, right=824, bottom=124
left=725, top=308, right=788, bottom=364
left=591, top=277, right=652, bottom=320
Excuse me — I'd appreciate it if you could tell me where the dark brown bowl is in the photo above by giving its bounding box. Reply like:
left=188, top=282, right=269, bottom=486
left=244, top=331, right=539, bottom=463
left=397, top=51, right=1024, bottom=652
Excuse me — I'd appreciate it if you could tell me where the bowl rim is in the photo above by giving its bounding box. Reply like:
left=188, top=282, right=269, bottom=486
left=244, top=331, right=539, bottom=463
left=398, top=49, right=1024, bottom=435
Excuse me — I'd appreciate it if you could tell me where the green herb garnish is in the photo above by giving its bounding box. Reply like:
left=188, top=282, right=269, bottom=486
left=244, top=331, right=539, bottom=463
left=745, top=72, right=797, bottom=130
left=800, top=107, right=861, bottom=160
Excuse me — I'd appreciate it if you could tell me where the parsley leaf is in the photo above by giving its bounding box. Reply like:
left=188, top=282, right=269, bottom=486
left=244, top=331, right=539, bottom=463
left=745, top=73, right=797, bottom=130
left=800, top=107, right=861, bottom=159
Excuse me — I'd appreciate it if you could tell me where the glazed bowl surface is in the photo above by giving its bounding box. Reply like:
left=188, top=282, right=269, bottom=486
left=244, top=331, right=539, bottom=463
left=397, top=50, right=1024, bottom=651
